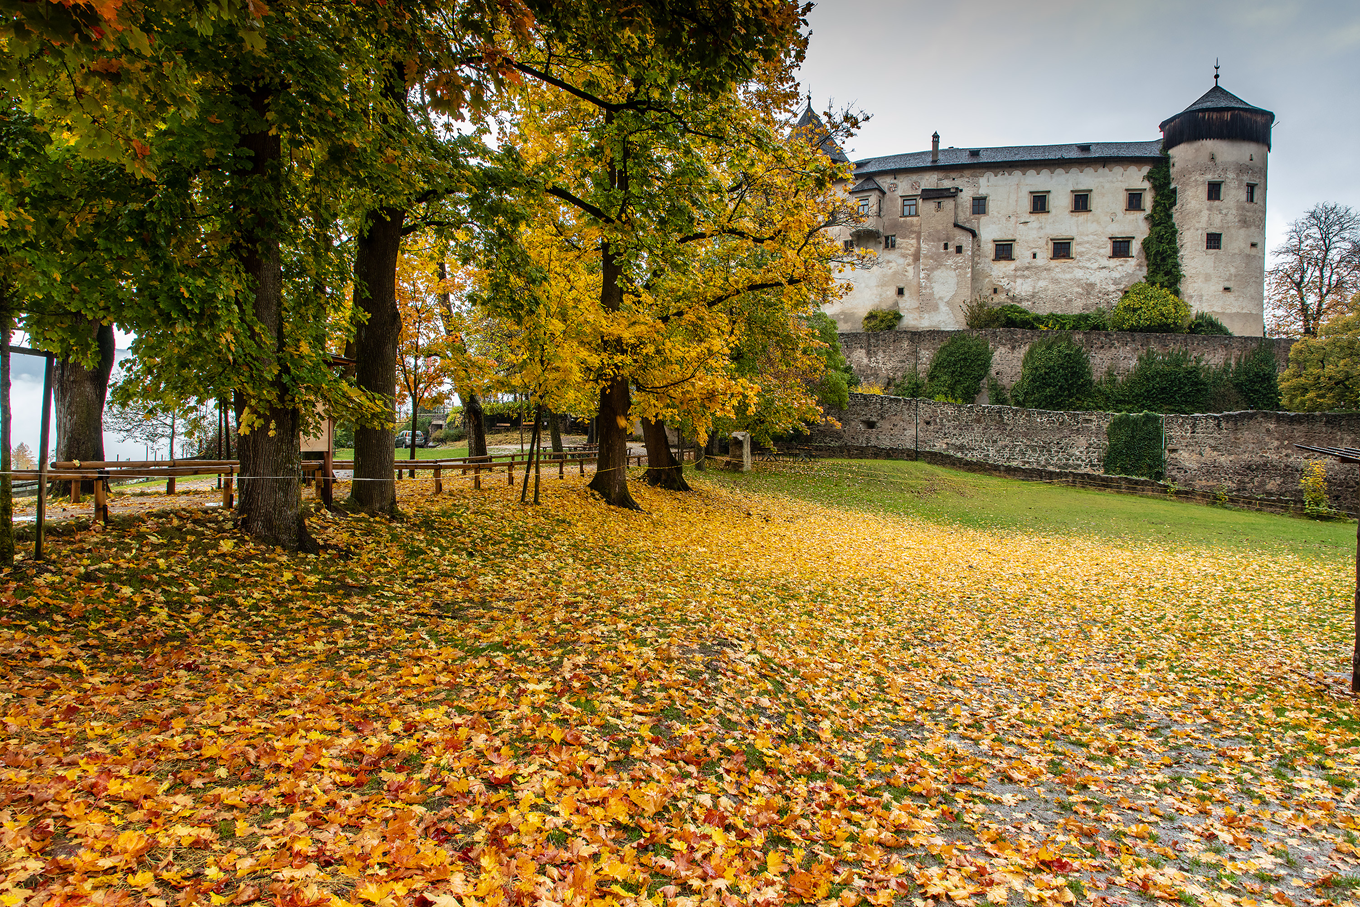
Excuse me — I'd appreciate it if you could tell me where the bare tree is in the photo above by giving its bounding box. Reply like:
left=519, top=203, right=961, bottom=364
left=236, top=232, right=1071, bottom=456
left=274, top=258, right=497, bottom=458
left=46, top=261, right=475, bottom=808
left=1266, top=203, right=1360, bottom=337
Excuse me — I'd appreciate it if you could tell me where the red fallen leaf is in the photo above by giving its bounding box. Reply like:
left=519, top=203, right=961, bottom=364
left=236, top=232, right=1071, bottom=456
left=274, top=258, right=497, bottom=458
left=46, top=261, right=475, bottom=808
left=1040, top=857, right=1074, bottom=873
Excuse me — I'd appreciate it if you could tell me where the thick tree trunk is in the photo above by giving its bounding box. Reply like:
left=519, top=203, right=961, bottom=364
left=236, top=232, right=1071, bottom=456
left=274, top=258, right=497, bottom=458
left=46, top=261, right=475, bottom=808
left=588, top=243, right=638, bottom=508
left=641, top=417, right=690, bottom=491
left=53, top=320, right=114, bottom=495
left=234, top=84, right=311, bottom=551
left=0, top=289, right=13, bottom=567
left=349, top=205, right=405, bottom=514
left=549, top=411, right=563, bottom=453
left=588, top=376, right=638, bottom=508
left=464, top=393, right=488, bottom=458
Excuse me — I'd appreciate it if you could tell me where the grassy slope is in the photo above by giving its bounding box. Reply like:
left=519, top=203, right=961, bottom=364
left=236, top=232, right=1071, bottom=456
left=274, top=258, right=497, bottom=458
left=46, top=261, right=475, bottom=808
left=698, top=458, right=1355, bottom=561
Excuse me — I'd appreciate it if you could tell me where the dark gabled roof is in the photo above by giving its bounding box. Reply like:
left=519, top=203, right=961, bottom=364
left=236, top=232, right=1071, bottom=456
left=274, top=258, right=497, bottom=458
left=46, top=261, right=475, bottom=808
left=853, top=140, right=1163, bottom=175
left=848, top=176, right=886, bottom=194
left=1160, top=84, right=1273, bottom=130
left=796, top=102, right=850, bottom=164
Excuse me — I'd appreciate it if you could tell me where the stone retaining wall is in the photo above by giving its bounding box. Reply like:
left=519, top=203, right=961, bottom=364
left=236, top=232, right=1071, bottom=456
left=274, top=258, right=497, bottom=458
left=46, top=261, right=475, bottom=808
left=841, top=329, right=1294, bottom=391
left=811, top=394, right=1360, bottom=511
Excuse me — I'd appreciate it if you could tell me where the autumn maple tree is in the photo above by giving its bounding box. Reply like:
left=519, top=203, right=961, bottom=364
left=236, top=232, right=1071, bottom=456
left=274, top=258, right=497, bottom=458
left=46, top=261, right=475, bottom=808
left=490, top=5, right=840, bottom=507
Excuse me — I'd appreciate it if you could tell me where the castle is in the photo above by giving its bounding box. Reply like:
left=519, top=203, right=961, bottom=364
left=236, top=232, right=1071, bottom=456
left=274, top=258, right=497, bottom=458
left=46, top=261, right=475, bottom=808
left=822, top=76, right=1274, bottom=337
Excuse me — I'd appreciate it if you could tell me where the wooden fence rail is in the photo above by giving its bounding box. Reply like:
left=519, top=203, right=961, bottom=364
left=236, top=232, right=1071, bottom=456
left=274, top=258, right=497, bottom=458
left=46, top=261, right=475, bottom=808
left=17, top=446, right=647, bottom=524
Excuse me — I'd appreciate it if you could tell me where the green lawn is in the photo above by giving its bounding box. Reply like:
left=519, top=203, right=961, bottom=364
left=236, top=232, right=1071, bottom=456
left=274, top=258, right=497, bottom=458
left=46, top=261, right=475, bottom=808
left=334, top=445, right=469, bottom=461
left=697, top=457, right=1356, bottom=561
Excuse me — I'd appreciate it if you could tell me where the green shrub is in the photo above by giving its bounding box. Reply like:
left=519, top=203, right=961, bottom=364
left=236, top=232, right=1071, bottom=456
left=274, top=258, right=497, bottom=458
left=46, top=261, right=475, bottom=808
left=1301, top=461, right=1334, bottom=518
left=889, top=368, right=927, bottom=398
left=862, top=309, right=903, bottom=332
left=1110, top=348, right=1212, bottom=414
left=925, top=334, right=993, bottom=403
left=1228, top=342, right=1281, bottom=410
left=963, top=296, right=1007, bottom=329
left=994, top=303, right=1040, bottom=329
left=1187, top=311, right=1232, bottom=335
left=1104, top=412, right=1165, bottom=480
left=1111, top=282, right=1191, bottom=333
left=1012, top=336, right=1096, bottom=410
left=987, top=376, right=1010, bottom=406
left=965, top=299, right=1109, bottom=332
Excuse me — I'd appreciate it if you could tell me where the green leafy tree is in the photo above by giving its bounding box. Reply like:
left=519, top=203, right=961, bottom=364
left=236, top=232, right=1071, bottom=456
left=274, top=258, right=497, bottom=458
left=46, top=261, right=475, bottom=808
left=1112, top=282, right=1191, bottom=333
left=1280, top=305, right=1360, bottom=411
left=809, top=312, right=856, bottom=411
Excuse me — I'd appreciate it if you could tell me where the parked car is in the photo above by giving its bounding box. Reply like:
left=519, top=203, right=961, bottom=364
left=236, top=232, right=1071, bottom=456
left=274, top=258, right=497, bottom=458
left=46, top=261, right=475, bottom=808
left=395, top=430, right=426, bottom=448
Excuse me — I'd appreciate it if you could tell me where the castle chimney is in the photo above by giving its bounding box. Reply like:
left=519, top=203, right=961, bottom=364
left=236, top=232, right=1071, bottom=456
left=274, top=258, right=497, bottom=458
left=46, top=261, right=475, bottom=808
left=931, top=131, right=940, bottom=163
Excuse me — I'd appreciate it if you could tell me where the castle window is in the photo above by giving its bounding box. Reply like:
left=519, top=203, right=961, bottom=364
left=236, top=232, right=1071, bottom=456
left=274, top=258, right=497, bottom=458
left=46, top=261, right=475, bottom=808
left=843, top=239, right=854, bottom=252
left=994, top=242, right=1014, bottom=261
left=1071, top=192, right=1091, bottom=212
left=896, top=286, right=905, bottom=296
left=1031, top=193, right=1049, bottom=214
left=1051, top=240, right=1073, bottom=259
left=857, top=197, right=871, bottom=215
left=884, top=235, right=897, bottom=249
left=1246, top=183, right=1257, bottom=203
left=971, top=197, right=988, bottom=215
left=955, top=245, right=963, bottom=254
left=1110, top=238, right=1132, bottom=258
left=1206, top=232, right=1222, bottom=250
left=1126, top=190, right=1144, bottom=211
left=902, top=197, right=918, bottom=217
left=1207, top=182, right=1222, bottom=201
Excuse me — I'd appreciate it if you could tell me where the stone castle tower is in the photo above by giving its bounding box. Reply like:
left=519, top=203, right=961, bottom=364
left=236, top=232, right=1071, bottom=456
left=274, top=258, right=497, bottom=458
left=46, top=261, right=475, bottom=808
left=1159, top=75, right=1274, bottom=336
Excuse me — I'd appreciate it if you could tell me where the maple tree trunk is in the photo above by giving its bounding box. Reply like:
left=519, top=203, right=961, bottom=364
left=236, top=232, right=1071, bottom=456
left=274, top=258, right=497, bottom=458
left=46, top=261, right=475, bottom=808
left=0, top=288, right=13, bottom=568
left=464, top=393, right=488, bottom=458
left=641, top=417, right=689, bottom=491
left=52, top=319, right=114, bottom=496
left=549, top=410, right=563, bottom=453
left=588, top=243, right=639, bottom=509
left=349, top=205, right=405, bottom=514
left=589, top=376, right=638, bottom=508
left=234, top=84, right=312, bottom=552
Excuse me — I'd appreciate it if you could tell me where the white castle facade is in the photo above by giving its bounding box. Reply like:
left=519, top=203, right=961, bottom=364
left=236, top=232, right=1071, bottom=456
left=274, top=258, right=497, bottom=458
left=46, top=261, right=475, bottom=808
left=823, top=80, right=1274, bottom=337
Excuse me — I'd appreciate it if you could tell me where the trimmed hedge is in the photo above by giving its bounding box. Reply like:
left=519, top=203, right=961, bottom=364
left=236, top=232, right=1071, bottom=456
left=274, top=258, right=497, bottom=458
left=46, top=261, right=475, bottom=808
left=1104, top=412, right=1165, bottom=480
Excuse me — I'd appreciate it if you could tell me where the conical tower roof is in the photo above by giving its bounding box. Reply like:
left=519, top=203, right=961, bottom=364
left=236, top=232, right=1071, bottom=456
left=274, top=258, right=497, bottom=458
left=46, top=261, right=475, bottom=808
left=1159, top=80, right=1274, bottom=150
left=796, top=100, right=850, bottom=164
left=1159, top=84, right=1273, bottom=130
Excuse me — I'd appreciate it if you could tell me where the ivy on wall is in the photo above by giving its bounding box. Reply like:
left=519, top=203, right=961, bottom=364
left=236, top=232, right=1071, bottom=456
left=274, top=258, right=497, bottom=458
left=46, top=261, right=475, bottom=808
left=1104, top=412, right=1165, bottom=480
left=925, top=334, right=993, bottom=402
left=1142, top=149, right=1183, bottom=296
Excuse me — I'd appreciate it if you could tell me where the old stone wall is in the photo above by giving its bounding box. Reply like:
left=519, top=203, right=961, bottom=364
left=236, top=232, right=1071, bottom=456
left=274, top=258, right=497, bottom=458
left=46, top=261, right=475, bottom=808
left=811, top=393, right=1360, bottom=510
left=840, top=329, right=1293, bottom=393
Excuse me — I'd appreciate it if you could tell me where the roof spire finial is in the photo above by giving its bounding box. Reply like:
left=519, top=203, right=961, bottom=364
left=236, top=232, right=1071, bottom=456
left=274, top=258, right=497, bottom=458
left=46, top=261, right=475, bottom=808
left=1214, top=58, right=1220, bottom=86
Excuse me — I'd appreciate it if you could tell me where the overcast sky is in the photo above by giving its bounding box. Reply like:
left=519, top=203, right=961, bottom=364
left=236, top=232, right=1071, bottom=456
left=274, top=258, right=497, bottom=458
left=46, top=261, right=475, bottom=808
left=795, top=0, right=1360, bottom=255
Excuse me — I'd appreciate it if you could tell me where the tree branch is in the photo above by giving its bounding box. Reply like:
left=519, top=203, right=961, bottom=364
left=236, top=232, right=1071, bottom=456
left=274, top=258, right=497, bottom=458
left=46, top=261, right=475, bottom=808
left=548, top=186, right=614, bottom=224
